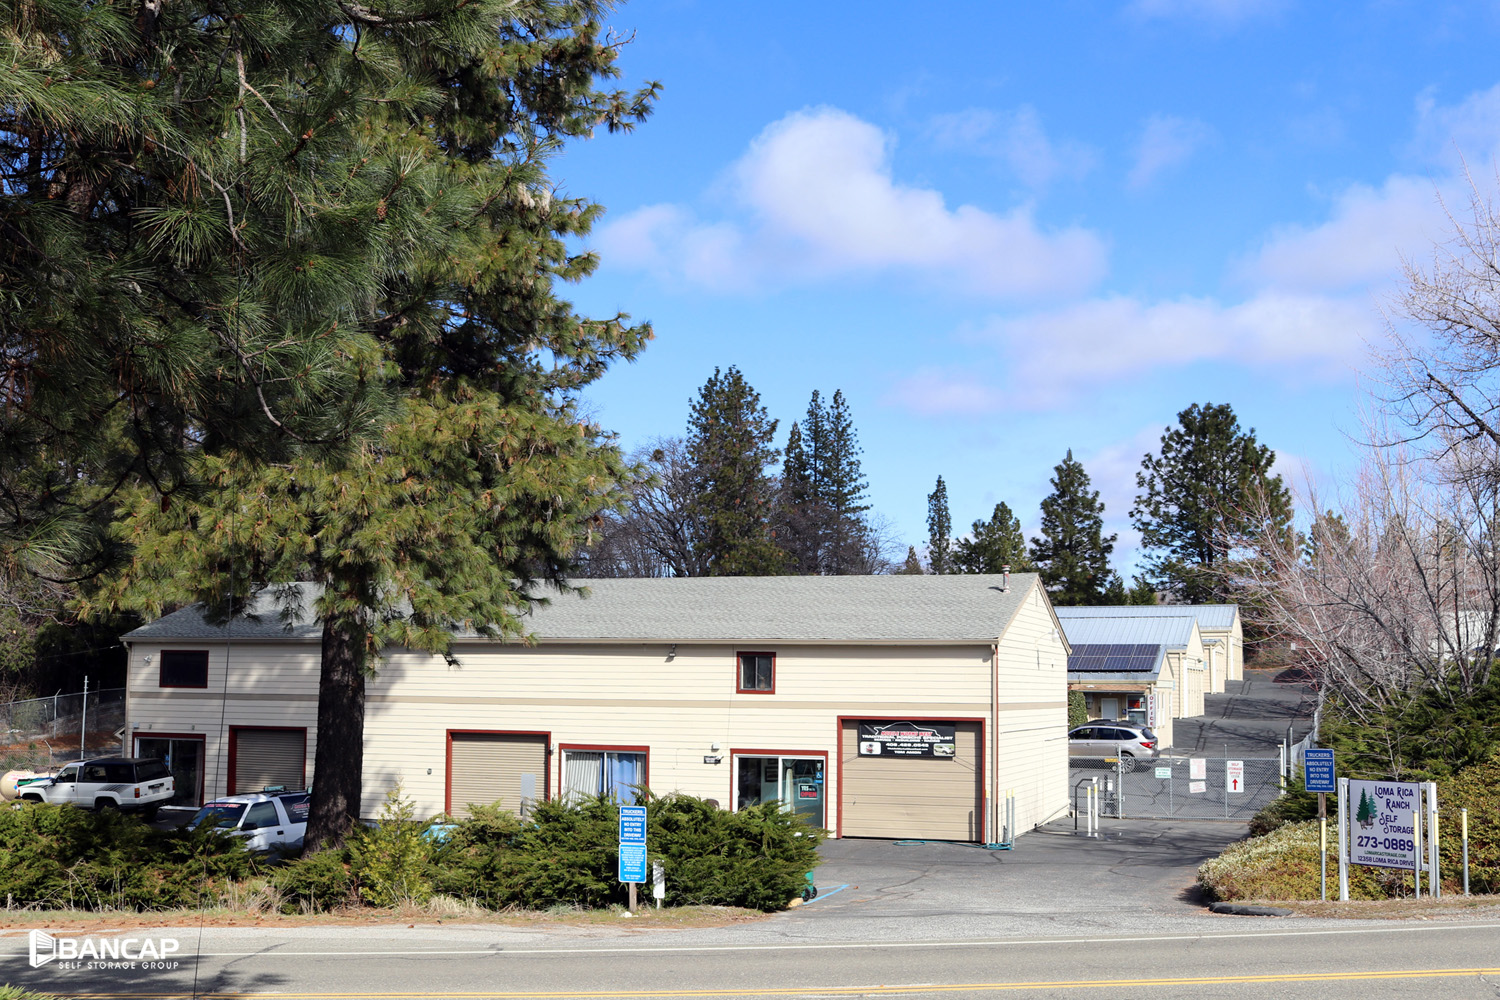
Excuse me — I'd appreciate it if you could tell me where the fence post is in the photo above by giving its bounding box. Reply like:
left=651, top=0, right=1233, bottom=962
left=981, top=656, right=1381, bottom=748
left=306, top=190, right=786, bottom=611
left=79, top=676, right=88, bottom=759
left=1463, top=808, right=1470, bottom=897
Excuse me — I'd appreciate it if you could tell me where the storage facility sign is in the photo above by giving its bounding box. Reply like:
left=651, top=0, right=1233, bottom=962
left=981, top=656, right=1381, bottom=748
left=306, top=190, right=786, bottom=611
left=1348, top=779, right=1420, bottom=870
left=858, top=721, right=956, bottom=758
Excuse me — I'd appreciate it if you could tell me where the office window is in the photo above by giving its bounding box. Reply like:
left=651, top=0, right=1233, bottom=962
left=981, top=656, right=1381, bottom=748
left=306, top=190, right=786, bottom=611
left=737, top=651, right=775, bottom=693
left=159, top=650, right=209, bottom=688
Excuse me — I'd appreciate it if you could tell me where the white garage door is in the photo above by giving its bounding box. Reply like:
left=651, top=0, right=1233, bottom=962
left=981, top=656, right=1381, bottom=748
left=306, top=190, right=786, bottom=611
left=840, top=720, right=982, bottom=841
left=448, top=732, right=548, bottom=819
left=230, top=727, right=306, bottom=794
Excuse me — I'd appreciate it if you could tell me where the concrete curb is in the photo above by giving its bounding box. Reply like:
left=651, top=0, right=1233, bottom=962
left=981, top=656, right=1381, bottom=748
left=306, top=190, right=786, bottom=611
left=1208, top=901, right=1294, bottom=917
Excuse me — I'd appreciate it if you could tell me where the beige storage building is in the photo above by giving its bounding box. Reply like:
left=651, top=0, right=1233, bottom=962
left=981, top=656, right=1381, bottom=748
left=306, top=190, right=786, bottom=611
left=1056, top=611, right=1208, bottom=749
left=1052, top=605, right=1241, bottom=694
left=123, top=574, right=1072, bottom=844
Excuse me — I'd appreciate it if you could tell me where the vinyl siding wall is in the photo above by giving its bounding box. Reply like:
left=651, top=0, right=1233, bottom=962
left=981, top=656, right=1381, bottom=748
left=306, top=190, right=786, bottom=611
left=125, top=590, right=1070, bottom=841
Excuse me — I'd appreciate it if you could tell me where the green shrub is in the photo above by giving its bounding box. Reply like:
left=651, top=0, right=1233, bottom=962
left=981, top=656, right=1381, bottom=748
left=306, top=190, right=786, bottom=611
left=348, top=787, right=433, bottom=907
left=431, top=793, right=822, bottom=912
left=1246, top=777, right=1332, bottom=837
left=1197, top=820, right=1405, bottom=901
left=1319, top=674, right=1500, bottom=782
left=1067, top=691, right=1087, bottom=730
left=1437, top=748, right=1500, bottom=894
left=269, top=849, right=355, bottom=913
left=0, top=802, right=254, bottom=910
left=0, top=987, right=55, bottom=1000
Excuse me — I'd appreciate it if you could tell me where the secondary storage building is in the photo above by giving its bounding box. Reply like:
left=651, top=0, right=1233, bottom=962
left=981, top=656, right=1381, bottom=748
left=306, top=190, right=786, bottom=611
left=122, top=573, right=1072, bottom=843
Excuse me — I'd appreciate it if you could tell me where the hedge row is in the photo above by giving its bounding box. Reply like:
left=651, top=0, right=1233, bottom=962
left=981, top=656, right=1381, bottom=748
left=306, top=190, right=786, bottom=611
left=273, top=790, right=822, bottom=913
left=0, top=790, right=822, bottom=914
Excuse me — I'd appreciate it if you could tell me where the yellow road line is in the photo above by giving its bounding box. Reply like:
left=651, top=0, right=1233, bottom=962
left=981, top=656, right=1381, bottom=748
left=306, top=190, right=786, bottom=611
left=38, top=964, right=1500, bottom=998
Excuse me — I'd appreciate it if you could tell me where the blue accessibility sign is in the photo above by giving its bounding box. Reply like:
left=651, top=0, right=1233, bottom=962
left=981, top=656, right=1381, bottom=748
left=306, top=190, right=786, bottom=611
left=1303, top=748, right=1336, bottom=793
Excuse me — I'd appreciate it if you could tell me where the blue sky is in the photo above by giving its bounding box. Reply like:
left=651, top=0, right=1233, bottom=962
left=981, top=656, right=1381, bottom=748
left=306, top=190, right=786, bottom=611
left=556, top=0, right=1500, bottom=570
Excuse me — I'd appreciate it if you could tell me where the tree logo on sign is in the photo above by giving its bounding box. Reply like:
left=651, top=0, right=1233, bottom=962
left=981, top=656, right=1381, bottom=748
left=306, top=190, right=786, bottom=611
left=1355, top=789, right=1375, bottom=829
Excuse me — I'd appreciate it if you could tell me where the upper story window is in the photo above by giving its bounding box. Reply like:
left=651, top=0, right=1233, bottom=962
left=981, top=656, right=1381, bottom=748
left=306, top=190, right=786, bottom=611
left=159, top=650, right=209, bottom=688
left=737, top=651, right=775, bottom=694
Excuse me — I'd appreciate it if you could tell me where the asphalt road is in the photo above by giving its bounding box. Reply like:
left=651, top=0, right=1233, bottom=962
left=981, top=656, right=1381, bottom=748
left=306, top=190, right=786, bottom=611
left=1172, top=668, right=1318, bottom=757
left=6, top=820, right=1498, bottom=999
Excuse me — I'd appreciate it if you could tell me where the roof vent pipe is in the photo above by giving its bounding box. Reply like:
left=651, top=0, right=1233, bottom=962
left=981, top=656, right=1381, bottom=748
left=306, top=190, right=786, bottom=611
left=1001, top=565, right=1011, bottom=592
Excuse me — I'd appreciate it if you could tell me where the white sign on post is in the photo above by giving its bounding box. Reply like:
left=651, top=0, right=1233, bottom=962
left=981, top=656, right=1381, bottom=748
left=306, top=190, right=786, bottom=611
left=1348, top=779, right=1420, bottom=870
left=1226, top=760, right=1244, bottom=794
left=1189, top=758, right=1206, bottom=781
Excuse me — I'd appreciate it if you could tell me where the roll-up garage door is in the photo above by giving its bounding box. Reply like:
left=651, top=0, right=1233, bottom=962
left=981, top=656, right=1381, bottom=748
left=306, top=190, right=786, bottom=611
left=840, top=720, right=982, bottom=841
left=230, top=727, right=306, bottom=795
left=448, top=732, right=548, bottom=819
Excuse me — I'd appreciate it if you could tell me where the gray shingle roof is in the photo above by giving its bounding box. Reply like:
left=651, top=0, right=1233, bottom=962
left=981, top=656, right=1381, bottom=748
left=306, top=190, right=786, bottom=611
left=1053, top=604, right=1239, bottom=629
left=1056, top=614, right=1198, bottom=649
left=123, top=574, right=1041, bottom=644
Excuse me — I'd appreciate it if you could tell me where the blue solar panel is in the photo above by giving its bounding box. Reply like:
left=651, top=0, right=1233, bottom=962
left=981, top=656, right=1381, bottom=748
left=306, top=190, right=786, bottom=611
left=1067, top=643, right=1159, bottom=672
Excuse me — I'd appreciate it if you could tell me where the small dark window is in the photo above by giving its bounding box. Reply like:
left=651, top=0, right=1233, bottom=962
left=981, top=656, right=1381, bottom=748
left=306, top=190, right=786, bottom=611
left=159, top=650, right=209, bottom=688
left=136, top=761, right=171, bottom=782
left=242, top=801, right=278, bottom=831
left=102, top=764, right=134, bottom=782
left=737, top=652, right=775, bottom=693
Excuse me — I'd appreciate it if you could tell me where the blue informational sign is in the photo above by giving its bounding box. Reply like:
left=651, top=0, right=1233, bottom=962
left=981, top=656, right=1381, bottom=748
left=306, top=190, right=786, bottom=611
left=619, top=805, right=647, bottom=845
left=618, top=843, right=648, bottom=883
left=1303, top=748, right=1336, bottom=793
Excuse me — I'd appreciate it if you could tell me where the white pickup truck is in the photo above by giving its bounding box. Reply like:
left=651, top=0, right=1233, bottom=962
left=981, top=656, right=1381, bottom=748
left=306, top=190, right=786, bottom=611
left=17, top=757, right=175, bottom=819
left=189, top=791, right=310, bottom=853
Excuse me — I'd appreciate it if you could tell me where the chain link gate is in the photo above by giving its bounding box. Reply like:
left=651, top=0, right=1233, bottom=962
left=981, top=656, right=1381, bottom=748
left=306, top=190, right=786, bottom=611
left=1067, top=757, right=1283, bottom=820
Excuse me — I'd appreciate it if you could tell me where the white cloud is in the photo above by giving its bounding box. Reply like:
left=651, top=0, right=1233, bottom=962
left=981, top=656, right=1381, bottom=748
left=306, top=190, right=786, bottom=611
left=978, top=291, right=1377, bottom=406
left=1126, top=0, right=1285, bottom=23
left=929, top=105, right=1095, bottom=189
left=1128, top=115, right=1214, bottom=190
left=1239, top=176, right=1443, bottom=291
left=883, top=369, right=1005, bottom=417
left=596, top=107, right=1109, bottom=298
left=1413, top=83, right=1500, bottom=163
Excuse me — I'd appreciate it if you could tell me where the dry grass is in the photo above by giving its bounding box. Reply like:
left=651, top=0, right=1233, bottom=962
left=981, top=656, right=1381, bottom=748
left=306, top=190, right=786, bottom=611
left=0, top=903, right=766, bottom=934
left=1222, top=894, right=1500, bottom=920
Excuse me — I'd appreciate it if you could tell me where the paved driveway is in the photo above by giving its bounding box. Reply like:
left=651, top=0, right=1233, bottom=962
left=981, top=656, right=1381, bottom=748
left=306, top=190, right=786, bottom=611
left=1171, top=667, right=1316, bottom=756
left=775, top=818, right=1256, bottom=942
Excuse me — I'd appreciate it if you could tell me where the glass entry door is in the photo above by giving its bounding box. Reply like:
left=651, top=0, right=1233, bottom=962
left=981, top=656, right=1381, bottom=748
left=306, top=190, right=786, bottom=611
left=734, top=755, right=825, bottom=827
left=134, top=736, right=204, bottom=807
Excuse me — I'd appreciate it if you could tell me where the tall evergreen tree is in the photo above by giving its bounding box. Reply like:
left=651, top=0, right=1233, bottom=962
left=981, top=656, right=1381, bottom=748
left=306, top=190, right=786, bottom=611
left=75, top=0, right=659, bottom=850
left=955, top=503, right=1035, bottom=574
left=927, top=477, right=954, bottom=575
left=821, top=390, right=871, bottom=574
left=898, top=546, right=925, bottom=575
left=775, top=422, right=819, bottom=574
left=1031, top=450, right=1116, bottom=605
left=1131, top=403, right=1293, bottom=603
left=686, top=367, right=784, bottom=576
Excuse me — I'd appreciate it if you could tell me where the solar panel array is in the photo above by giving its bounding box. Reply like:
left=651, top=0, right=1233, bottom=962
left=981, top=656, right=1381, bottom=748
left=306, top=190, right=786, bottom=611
left=1067, top=643, right=1160, bottom=673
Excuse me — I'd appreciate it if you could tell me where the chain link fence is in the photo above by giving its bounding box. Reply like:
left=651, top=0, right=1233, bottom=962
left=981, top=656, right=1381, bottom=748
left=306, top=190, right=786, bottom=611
left=0, top=688, right=126, bottom=769
left=1069, top=756, right=1283, bottom=820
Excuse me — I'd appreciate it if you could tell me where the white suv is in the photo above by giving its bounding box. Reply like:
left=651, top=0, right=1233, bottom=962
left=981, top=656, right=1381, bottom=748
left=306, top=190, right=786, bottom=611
left=18, top=757, right=175, bottom=819
left=188, top=791, right=310, bottom=853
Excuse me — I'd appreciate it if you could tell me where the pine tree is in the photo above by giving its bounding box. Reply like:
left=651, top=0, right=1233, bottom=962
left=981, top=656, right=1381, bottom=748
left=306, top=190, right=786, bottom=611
left=820, top=390, right=872, bottom=574
left=1031, top=451, right=1116, bottom=605
left=955, top=503, right=1035, bottom=574
left=927, top=477, right=954, bottom=575
left=1131, top=403, right=1293, bottom=603
left=775, top=422, right=819, bottom=574
left=1356, top=789, right=1375, bottom=828
left=686, top=367, right=784, bottom=576
left=898, top=546, right=925, bottom=575
left=75, top=0, right=659, bottom=850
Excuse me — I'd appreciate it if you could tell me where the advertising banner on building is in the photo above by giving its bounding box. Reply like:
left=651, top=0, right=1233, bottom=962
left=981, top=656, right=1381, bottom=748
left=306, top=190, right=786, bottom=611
left=1348, top=779, right=1420, bottom=870
left=857, top=721, right=956, bottom=758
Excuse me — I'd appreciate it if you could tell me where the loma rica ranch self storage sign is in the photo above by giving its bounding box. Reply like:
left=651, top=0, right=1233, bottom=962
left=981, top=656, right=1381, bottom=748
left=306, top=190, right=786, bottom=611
left=1348, top=779, right=1420, bottom=870
left=858, top=721, right=956, bottom=758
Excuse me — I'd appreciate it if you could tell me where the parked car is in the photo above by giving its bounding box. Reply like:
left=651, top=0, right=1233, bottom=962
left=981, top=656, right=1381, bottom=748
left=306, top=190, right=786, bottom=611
left=188, top=791, right=310, bottom=853
left=16, top=757, right=175, bottom=819
left=1067, top=722, right=1159, bottom=769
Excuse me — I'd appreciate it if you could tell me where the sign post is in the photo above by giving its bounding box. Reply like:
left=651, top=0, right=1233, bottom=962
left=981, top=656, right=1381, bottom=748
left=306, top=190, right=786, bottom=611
left=1302, top=748, right=1336, bottom=902
left=618, top=805, right=648, bottom=914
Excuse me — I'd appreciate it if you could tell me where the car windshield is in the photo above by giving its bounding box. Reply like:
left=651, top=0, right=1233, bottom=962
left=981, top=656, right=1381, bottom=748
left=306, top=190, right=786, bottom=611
left=189, top=803, right=246, bottom=829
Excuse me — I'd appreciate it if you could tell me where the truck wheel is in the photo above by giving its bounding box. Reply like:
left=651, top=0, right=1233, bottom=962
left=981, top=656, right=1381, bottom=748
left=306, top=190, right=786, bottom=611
left=95, top=798, right=119, bottom=812
left=20, top=795, right=41, bottom=805
left=141, top=805, right=160, bottom=822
